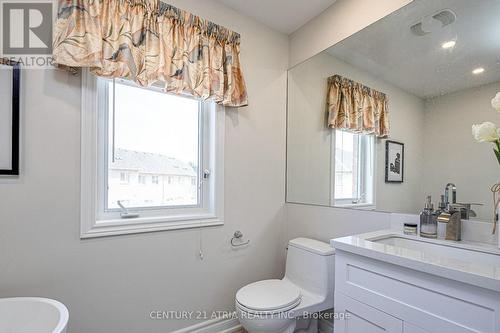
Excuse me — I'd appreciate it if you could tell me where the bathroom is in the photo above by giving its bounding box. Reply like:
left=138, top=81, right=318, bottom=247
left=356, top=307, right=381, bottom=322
left=0, top=0, right=499, bottom=332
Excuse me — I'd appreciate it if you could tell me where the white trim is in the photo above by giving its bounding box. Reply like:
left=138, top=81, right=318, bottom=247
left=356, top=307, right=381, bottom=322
left=81, top=70, right=99, bottom=237
left=332, top=202, right=376, bottom=210
left=329, top=131, right=335, bottom=207
left=172, top=316, right=242, bottom=333
left=80, top=71, right=224, bottom=238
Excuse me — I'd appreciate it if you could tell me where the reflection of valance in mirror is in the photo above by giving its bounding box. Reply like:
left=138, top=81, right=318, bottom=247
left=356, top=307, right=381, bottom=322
left=53, top=0, right=248, bottom=107
left=326, top=75, right=389, bottom=137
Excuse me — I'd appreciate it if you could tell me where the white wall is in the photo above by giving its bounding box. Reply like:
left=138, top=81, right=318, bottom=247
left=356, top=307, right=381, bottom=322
left=289, top=0, right=414, bottom=67
left=423, top=82, right=500, bottom=221
left=287, top=52, right=425, bottom=214
left=286, top=204, right=497, bottom=247
left=0, top=0, right=289, bottom=332
left=286, top=203, right=391, bottom=243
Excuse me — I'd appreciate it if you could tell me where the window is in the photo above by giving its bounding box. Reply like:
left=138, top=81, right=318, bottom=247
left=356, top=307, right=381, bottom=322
left=80, top=71, right=224, bottom=238
left=332, top=130, right=375, bottom=207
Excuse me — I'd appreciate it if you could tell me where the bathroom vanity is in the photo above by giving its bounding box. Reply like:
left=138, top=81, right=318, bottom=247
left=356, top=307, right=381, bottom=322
left=331, top=231, right=500, bottom=333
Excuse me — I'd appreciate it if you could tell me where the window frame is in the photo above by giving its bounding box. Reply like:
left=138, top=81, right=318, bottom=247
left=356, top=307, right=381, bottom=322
left=330, top=129, right=376, bottom=209
left=80, top=70, right=224, bottom=238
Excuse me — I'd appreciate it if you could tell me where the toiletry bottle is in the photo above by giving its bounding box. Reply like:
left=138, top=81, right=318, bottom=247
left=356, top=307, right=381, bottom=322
left=420, top=196, right=437, bottom=238
left=437, top=195, right=446, bottom=239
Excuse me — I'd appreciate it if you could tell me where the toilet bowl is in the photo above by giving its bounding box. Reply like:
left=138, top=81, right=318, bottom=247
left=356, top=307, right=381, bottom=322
left=235, top=238, right=335, bottom=333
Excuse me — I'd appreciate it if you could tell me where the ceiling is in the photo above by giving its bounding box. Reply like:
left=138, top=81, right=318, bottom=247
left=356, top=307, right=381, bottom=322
left=215, top=0, right=337, bottom=34
left=327, top=0, right=500, bottom=99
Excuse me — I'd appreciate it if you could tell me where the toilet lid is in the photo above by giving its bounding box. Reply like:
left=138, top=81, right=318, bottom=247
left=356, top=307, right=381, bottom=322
left=236, top=279, right=301, bottom=312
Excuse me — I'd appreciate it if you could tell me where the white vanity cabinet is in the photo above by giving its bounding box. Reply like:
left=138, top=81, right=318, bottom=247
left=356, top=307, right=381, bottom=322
left=334, top=250, right=500, bottom=333
left=335, top=293, right=403, bottom=333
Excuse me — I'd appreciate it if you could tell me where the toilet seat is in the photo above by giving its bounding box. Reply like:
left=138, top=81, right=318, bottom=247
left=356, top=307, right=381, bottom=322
left=236, top=279, right=301, bottom=314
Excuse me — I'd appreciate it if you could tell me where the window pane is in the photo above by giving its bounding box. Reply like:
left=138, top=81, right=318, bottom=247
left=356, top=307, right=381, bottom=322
left=334, top=130, right=374, bottom=206
left=107, top=80, right=199, bottom=209
left=334, top=130, right=358, bottom=200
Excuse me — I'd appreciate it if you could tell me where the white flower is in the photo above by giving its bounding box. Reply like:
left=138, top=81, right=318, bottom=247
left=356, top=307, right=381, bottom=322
left=492, top=92, right=500, bottom=112
left=472, top=122, right=500, bottom=142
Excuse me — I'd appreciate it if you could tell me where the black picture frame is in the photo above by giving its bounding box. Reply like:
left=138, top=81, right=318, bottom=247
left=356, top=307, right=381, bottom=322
left=385, top=140, right=404, bottom=183
left=0, top=58, right=20, bottom=175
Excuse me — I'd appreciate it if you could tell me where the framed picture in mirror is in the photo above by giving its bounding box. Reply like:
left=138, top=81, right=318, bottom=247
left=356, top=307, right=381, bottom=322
left=0, top=59, right=20, bottom=175
left=385, top=141, right=404, bottom=183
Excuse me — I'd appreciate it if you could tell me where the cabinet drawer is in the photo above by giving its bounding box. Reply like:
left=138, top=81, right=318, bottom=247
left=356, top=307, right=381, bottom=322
left=335, top=293, right=403, bottom=333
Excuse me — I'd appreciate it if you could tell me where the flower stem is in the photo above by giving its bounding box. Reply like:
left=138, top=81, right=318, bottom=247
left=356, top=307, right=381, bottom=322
left=495, top=140, right=500, bottom=165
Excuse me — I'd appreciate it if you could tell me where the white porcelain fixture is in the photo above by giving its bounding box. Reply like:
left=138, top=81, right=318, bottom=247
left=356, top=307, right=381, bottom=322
left=332, top=230, right=500, bottom=333
left=374, top=235, right=500, bottom=266
left=334, top=230, right=500, bottom=290
left=235, top=238, right=335, bottom=333
left=0, top=298, right=69, bottom=333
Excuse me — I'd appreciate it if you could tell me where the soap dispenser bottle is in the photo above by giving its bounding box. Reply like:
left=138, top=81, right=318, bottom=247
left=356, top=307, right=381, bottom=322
left=436, top=195, right=447, bottom=239
left=420, top=196, right=437, bottom=238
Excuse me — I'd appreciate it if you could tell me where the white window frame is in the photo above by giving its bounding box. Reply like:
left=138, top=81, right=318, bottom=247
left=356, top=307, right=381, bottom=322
left=330, top=130, right=376, bottom=209
left=80, top=71, right=224, bottom=238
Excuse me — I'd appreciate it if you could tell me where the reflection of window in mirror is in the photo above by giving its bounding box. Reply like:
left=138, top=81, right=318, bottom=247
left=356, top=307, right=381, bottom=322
left=333, top=130, right=374, bottom=208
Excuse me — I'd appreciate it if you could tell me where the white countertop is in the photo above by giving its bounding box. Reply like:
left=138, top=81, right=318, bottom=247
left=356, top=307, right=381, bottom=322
left=331, top=230, right=500, bottom=292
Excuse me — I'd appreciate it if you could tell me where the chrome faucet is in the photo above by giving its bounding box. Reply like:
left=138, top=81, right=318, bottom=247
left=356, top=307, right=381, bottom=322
left=439, top=183, right=461, bottom=241
left=437, top=207, right=461, bottom=241
left=444, top=183, right=457, bottom=208
left=443, top=183, right=482, bottom=220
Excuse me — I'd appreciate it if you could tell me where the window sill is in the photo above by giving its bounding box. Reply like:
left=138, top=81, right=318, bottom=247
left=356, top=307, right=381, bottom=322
left=333, top=203, right=376, bottom=210
left=80, top=215, right=223, bottom=239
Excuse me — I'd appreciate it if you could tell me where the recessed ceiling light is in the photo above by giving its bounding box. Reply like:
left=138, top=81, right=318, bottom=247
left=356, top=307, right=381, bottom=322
left=441, top=40, right=456, bottom=49
left=472, top=67, right=485, bottom=75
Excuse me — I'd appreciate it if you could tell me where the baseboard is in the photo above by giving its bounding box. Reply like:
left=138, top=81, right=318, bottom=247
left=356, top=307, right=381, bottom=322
left=172, top=312, right=331, bottom=333
left=172, top=315, right=242, bottom=333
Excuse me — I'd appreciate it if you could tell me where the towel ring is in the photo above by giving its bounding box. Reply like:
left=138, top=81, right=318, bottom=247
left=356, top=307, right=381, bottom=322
left=231, top=230, right=250, bottom=247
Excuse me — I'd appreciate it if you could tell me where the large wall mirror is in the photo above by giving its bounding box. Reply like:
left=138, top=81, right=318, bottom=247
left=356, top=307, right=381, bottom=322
left=0, top=59, right=20, bottom=175
left=286, top=0, right=500, bottom=222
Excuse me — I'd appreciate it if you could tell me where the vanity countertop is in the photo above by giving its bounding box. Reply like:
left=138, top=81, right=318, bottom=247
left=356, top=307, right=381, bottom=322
left=331, top=230, right=500, bottom=292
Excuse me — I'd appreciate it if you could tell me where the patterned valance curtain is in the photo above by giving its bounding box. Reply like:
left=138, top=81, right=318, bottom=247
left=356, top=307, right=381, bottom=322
left=326, top=75, right=389, bottom=137
left=53, top=0, right=248, bottom=107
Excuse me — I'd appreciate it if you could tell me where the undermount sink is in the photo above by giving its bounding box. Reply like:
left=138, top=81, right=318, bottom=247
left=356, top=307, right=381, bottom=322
left=331, top=230, right=500, bottom=292
left=371, top=236, right=500, bottom=266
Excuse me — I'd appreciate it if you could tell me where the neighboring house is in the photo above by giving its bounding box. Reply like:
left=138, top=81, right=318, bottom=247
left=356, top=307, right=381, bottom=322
left=108, top=148, right=198, bottom=209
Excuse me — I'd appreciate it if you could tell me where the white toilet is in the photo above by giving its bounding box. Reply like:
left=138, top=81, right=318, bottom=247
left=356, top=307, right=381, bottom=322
left=235, top=238, right=335, bottom=333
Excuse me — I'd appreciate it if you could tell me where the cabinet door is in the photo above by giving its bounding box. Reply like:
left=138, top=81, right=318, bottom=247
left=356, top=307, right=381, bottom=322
left=335, top=293, right=403, bottom=333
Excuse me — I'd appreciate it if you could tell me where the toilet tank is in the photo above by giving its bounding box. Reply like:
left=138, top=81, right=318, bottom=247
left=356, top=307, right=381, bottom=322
left=285, top=238, right=335, bottom=300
